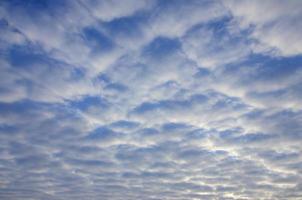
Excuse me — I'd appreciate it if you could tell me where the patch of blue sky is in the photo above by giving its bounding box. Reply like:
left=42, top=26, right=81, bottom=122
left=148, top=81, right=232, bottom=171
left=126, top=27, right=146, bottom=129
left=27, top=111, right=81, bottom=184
left=82, top=27, right=115, bottom=54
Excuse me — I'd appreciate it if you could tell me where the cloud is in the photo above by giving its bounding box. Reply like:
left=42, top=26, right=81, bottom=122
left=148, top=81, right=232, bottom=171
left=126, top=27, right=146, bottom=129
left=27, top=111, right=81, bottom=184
left=181, top=20, right=252, bottom=68
left=0, top=0, right=302, bottom=199
left=78, top=0, right=155, bottom=22
left=224, top=0, right=302, bottom=56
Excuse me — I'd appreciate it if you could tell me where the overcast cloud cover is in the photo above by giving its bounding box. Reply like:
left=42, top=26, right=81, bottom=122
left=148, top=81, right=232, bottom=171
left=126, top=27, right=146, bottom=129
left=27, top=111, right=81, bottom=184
left=0, top=0, right=302, bottom=199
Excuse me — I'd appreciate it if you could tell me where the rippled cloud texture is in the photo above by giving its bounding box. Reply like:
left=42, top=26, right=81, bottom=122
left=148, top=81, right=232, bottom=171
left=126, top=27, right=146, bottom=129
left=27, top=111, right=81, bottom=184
left=1, top=0, right=302, bottom=199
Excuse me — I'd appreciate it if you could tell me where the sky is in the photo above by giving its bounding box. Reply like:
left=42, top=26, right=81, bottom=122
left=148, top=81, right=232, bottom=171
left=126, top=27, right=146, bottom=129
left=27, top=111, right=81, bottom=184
left=0, top=0, right=302, bottom=199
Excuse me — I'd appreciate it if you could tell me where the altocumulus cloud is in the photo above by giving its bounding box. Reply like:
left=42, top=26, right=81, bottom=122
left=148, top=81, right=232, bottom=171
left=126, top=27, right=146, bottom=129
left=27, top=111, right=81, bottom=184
left=0, top=0, right=302, bottom=199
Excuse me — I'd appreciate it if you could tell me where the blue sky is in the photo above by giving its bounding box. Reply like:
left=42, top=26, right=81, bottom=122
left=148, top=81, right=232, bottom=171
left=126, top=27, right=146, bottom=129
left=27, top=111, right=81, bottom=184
left=0, top=0, right=302, bottom=199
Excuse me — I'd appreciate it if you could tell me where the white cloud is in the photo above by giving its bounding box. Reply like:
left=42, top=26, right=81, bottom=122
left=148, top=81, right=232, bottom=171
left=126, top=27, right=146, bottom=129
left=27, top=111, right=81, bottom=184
left=224, top=0, right=302, bottom=56
left=78, top=0, right=155, bottom=22
left=181, top=24, right=251, bottom=68
left=0, top=0, right=302, bottom=199
left=149, top=0, right=227, bottom=38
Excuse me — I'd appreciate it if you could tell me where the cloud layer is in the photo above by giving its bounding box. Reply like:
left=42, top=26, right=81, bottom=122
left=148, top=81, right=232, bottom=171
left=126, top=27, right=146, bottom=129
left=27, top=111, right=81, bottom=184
left=0, top=0, right=302, bottom=199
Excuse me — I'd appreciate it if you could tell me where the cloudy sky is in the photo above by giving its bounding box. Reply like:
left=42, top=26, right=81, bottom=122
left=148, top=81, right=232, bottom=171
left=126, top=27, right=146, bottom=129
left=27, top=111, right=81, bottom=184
left=1, top=0, right=302, bottom=199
